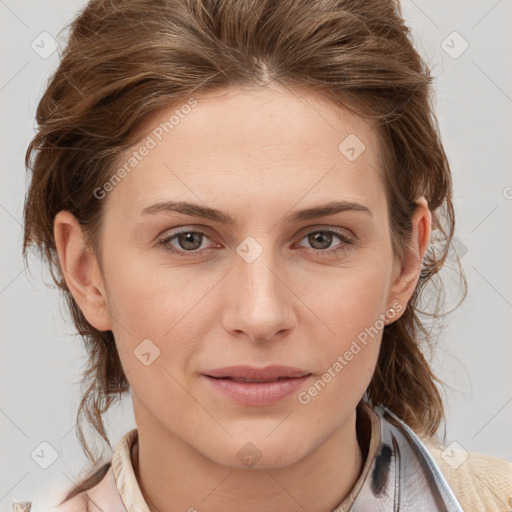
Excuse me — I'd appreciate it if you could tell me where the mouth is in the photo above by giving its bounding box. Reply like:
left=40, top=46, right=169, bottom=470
left=203, top=364, right=312, bottom=381
left=201, top=365, right=313, bottom=406
left=209, top=376, right=307, bottom=383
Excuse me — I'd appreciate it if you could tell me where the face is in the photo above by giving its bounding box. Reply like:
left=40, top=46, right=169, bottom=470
left=59, top=84, right=422, bottom=470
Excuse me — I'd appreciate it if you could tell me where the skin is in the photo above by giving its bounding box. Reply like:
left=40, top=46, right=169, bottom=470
left=54, top=83, right=431, bottom=512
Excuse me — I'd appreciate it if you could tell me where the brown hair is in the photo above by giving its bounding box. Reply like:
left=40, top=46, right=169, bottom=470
left=23, top=0, right=466, bottom=500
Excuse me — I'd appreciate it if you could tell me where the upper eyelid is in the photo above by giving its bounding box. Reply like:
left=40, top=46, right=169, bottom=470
left=294, top=229, right=354, bottom=247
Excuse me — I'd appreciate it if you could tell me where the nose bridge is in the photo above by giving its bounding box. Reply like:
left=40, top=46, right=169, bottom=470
left=225, top=235, right=293, bottom=340
left=236, top=238, right=286, bottom=309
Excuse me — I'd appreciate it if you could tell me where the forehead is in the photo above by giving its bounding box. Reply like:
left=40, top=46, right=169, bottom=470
left=106, top=84, right=387, bottom=218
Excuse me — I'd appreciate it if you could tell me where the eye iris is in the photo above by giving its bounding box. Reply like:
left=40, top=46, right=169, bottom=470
left=178, top=232, right=202, bottom=250
left=309, top=231, right=332, bottom=250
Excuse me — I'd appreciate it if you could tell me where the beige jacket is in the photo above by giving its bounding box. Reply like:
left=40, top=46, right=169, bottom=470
left=14, top=406, right=512, bottom=512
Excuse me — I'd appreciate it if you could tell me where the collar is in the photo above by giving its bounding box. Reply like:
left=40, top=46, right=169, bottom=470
left=346, top=404, right=464, bottom=511
left=111, top=427, right=148, bottom=511
left=109, top=401, right=463, bottom=511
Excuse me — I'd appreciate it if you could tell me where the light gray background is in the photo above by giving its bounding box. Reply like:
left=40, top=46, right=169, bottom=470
left=1, top=1, right=511, bottom=510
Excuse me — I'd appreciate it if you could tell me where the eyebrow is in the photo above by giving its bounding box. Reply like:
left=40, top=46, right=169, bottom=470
left=140, top=200, right=372, bottom=224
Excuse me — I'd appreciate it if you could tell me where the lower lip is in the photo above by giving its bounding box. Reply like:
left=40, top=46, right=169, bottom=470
left=202, top=374, right=312, bottom=406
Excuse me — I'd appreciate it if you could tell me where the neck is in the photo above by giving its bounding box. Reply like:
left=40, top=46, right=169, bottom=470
left=132, top=408, right=366, bottom=512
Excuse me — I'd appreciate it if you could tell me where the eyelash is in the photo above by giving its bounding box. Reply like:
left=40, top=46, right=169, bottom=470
left=157, top=228, right=354, bottom=258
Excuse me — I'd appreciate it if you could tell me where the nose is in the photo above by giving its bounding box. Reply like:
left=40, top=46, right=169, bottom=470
left=221, top=245, right=295, bottom=343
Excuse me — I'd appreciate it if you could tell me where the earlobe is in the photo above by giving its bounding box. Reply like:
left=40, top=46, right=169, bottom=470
left=388, top=197, right=432, bottom=318
left=53, top=211, right=112, bottom=331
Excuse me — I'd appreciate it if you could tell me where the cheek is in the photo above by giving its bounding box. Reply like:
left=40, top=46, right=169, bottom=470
left=102, top=253, right=219, bottom=370
left=304, top=259, right=391, bottom=383
left=313, top=258, right=391, bottom=333
left=297, top=277, right=386, bottom=415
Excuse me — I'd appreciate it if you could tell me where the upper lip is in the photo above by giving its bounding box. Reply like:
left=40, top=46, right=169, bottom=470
left=203, top=365, right=312, bottom=381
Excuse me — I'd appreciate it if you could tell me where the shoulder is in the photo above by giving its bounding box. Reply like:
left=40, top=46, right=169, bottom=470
left=48, top=465, right=121, bottom=512
left=421, top=437, right=512, bottom=512
left=47, top=493, right=89, bottom=512
left=10, top=484, right=91, bottom=512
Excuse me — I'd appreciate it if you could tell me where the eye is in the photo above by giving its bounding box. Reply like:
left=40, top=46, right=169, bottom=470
left=158, top=229, right=214, bottom=257
left=157, top=227, right=354, bottom=258
left=295, top=229, right=354, bottom=255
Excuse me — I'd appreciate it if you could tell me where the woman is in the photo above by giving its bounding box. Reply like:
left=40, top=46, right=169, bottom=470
left=19, top=0, right=511, bottom=511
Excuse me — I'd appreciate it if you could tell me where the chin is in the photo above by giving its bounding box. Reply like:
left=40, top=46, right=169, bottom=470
left=202, top=429, right=315, bottom=471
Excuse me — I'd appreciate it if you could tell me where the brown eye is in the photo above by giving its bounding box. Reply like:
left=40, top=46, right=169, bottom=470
left=307, top=231, right=334, bottom=250
left=174, top=232, right=204, bottom=251
left=158, top=230, right=213, bottom=257
left=297, top=229, right=354, bottom=255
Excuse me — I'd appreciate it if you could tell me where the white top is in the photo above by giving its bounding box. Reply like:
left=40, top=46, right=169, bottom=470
left=14, top=401, right=512, bottom=512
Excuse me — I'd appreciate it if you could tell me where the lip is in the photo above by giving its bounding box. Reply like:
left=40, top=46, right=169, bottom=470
left=202, top=365, right=313, bottom=406
left=203, top=365, right=311, bottom=380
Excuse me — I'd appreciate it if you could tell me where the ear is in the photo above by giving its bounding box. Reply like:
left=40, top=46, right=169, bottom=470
left=387, top=197, right=431, bottom=320
left=54, top=210, right=112, bottom=331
